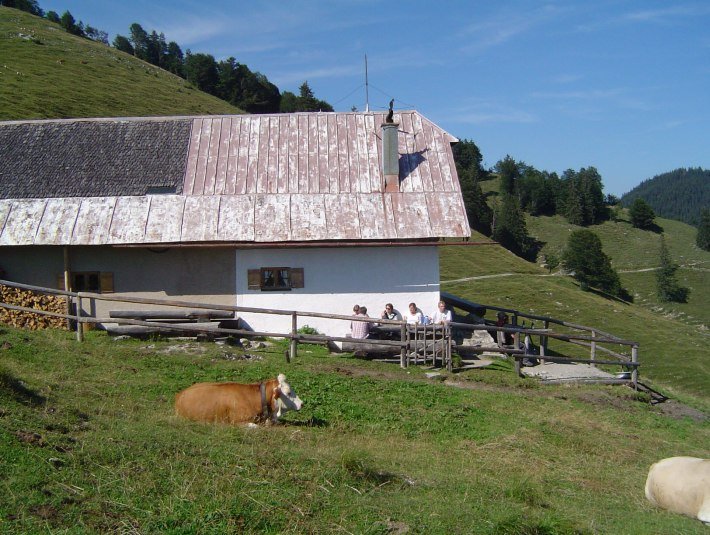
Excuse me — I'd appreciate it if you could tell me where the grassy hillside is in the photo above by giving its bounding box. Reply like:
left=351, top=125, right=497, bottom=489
left=441, top=233, right=709, bottom=405
left=1, top=328, right=708, bottom=534
left=527, top=212, right=709, bottom=329
left=0, top=7, right=240, bottom=120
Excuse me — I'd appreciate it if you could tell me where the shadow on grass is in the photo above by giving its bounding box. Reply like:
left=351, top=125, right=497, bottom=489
left=578, top=283, right=634, bottom=304
left=0, top=371, right=46, bottom=406
left=289, top=416, right=328, bottom=428
left=342, top=452, right=411, bottom=487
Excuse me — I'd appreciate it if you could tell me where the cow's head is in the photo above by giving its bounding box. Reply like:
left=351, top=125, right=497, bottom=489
left=272, top=373, right=303, bottom=420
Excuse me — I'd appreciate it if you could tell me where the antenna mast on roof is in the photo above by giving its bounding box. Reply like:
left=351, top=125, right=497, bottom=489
left=365, top=54, right=370, bottom=112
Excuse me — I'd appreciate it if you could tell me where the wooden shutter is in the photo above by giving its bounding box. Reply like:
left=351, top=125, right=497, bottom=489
left=100, top=272, right=114, bottom=293
left=57, top=274, right=66, bottom=290
left=290, top=268, right=304, bottom=288
left=247, top=269, right=261, bottom=290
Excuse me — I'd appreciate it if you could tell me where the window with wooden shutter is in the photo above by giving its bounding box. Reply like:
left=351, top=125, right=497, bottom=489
left=100, top=272, right=114, bottom=293
left=290, top=268, right=304, bottom=288
left=248, top=269, right=261, bottom=290
left=248, top=267, right=304, bottom=291
left=57, top=272, right=114, bottom=293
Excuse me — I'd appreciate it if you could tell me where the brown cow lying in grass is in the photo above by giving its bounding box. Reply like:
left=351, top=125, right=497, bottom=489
left=645, top=456, right=710, bottom=524
left=175, top=374, right=303, bottom=425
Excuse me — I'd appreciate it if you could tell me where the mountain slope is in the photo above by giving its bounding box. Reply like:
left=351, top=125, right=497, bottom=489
left=0, top=7, right=240, bottom=119
left=440, top=227, right=709, bottom=404
left=528, top=213, right=709, bottom=328
left=620, top=167, right=710, bottom=226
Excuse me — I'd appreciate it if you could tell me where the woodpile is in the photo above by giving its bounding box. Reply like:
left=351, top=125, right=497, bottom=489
left=0, top=284, right=67, bottom=330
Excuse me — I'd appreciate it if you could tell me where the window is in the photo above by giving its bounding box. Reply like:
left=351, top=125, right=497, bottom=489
left=57, top=272, right=114, bottom=293
left=248, top=267, right=304, bottom=291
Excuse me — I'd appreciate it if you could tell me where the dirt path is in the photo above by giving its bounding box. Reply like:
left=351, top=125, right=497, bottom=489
left=441, top=261, right=709, bottom=284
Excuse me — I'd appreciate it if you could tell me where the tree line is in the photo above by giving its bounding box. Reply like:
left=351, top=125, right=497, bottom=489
left=453, top=142, right=612, bottom=259
left=620, top=167, right=709, bottom=227
left=452, top=140, right=696, bottom=302
left=2, top=0, right=333, bottom=114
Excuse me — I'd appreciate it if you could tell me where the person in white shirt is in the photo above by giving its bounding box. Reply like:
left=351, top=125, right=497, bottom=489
left=404, top=302, right=424, bottom=325
left=431, top=300, right=452, bottom=324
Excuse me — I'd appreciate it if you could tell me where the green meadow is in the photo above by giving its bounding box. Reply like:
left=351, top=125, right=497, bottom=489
left=1, top=328, right=708, bottom=534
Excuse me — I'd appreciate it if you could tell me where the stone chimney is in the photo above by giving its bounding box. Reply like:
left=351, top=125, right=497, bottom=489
left=381, top=122, right=399, bottom=192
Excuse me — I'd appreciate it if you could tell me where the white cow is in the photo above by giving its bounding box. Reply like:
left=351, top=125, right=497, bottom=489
left=645, top=456, right=710, bottom=524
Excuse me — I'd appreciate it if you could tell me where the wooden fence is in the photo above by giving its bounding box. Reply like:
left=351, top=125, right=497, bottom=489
left=0, top=279, right=639, bottom=386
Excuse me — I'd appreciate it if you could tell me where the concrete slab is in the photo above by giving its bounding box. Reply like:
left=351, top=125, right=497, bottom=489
left=521, top=361, right=618, bottom=382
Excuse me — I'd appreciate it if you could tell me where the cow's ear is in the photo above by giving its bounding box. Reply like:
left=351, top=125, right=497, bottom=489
left=272, top=387, right=281, bottom=399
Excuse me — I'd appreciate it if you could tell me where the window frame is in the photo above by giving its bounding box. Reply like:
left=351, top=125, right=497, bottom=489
left=248, top=267, right=304, bottom=291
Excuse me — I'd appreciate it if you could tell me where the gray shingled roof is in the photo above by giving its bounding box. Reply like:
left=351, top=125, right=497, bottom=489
left=0, top=118, right=191, bottom=199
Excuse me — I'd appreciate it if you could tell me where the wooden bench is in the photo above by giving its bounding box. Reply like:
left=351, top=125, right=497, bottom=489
left=106, top=309, right=237, bottom=338
left=109, top=309, right=234, bottom=322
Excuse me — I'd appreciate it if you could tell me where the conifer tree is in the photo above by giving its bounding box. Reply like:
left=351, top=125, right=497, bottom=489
left=629, top=198, right=656, bottom=229
left=656, top=237, right=690, bottom=302
left=697, top=209, right=710, bottom=251
left=493, top=194, right=531, bottom=258
left=562, top=229, right=623, bottom=296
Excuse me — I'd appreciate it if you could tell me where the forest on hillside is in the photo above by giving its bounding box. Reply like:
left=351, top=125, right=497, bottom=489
left=621, top=168, right=709, bottom=226
left=0, top=0, right=333, bottom=114
left=453, top=142, right=612, bottom=259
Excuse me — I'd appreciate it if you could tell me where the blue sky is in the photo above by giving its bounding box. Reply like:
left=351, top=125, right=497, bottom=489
left=39, top=0, right=710, bottom=196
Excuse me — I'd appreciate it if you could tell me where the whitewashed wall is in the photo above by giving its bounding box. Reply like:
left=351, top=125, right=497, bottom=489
left=1, top=245, right=441, bottom=339
left=235, top=246, right=441, bottom=337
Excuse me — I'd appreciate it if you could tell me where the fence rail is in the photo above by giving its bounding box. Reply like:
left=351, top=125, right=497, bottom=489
left=0, top=279, right=639, bottom=385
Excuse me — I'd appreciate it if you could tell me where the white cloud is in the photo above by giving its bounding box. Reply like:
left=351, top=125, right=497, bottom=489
left=443, top=100, right=537, bottom=125
left=148, top=17, right=230, bottom=46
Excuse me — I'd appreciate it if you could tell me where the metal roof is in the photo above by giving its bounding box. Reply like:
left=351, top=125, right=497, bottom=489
left=0, top=111, right=470, bottom=246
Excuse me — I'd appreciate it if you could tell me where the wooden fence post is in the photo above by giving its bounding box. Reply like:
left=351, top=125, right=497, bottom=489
left=75, top=296, right=83, bottom=342
left=289, top=312, right=298, bottom=362
left=446, top=324, right=453, bottom=372
left=400, top=322, right=407, bottom=368
left=540, top=319, right=549, bottom=364
left=631, top=345, right=639, bottom=390
left=63, top=246, right=72, bottom=330
left=590, top=330, right=596, bottom=366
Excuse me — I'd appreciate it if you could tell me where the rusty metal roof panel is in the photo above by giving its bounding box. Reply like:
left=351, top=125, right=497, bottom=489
left=145, top=196, right=185, bottom=243
left=35, top=198, right=81, bottom=244
left=217, top=195, right=255, bottom=242
left=73, top=197, right=116, bottom=245
left=0, top=199, right=44, bottom=246
left=109, top=196, right=150, bottom=245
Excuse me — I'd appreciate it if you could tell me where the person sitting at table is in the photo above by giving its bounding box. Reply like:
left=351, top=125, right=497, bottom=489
left=350, top=305, right=370, bottom=339
left=431, top=300, right=452, bottom=324
left=495, top=311, right=514, bottom=346
left=380, top=303, right=402, bottom=321
left=404, top=302, right=425, bottom=325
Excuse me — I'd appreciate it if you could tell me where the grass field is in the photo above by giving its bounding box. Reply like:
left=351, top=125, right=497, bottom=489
left=1, top=326, right=708, bottom=534
left=0, top=7, right=240, bottom=120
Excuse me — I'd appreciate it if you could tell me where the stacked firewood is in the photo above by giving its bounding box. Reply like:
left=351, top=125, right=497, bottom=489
left=0, top=285, right=68, bottom=330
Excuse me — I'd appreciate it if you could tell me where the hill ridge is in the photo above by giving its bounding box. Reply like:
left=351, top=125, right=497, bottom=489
left=620, top=167, right=709, bottom=226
